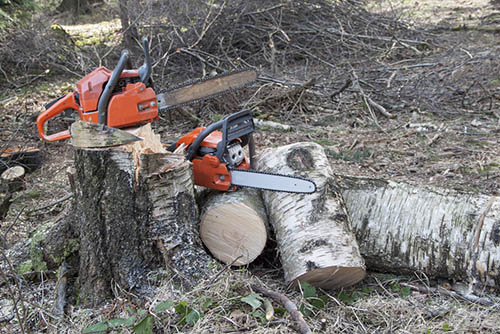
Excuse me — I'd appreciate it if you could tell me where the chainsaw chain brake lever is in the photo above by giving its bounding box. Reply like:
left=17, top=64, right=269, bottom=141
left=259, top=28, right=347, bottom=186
left=185, top=110, right=255, bottom=166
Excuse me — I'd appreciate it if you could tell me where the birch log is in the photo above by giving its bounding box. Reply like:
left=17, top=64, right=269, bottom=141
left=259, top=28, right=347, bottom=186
left=338, top=176, right=500, bottom=291
left=199, top=188, right=268, bottom=266
left=71, top=124, right=213, bottom=306
left=257, top=142, right=365, bottom=289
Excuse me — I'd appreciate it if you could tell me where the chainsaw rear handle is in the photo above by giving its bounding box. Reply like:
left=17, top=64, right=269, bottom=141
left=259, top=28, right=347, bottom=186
left=36, top=91, right=80, bottom=142
left=97, top=49, right=129, bottom=125
left=186, top=110, right=255, bottom=163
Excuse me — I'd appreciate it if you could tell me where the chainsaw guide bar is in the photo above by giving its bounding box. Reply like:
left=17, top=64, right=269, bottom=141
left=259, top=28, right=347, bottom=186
left=157, top=68, right=258, bottom=111
left=229, top=168, right=317, bottom=194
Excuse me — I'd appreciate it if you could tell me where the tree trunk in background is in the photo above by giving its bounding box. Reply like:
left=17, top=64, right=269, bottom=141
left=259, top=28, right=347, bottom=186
left=257, top=142, right=366, bottom=289
left=338, top=176, right=500, bottom=291
left=198, top=188, right=268, bottom=266
left=71, top=126, right=213, bottom=306
left=119, top=0, right=139, bottom=50
left=57, top=0, right=89, bottom=15
left=56, top=0, right=103, bottom=16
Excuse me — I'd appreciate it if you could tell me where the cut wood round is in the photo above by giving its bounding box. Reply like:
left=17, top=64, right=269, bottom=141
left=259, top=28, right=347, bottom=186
left=199, top=188, right=268, bottom=266
left=338, top=176, right=500, bottom=291
left=1, top=165, right=25, bottom=193
left=70, top=123, right=214, bottom=306
left=257, top=142, right=365, bottom=289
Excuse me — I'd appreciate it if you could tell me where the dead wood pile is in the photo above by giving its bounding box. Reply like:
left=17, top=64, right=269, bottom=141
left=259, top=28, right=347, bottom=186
left=137, top=0, right=500, bottom=121
left=3, top=1, right=499, bottom=122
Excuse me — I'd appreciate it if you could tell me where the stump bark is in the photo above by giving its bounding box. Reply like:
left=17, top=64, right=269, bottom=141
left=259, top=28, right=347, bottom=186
left=71, top=124, right=213, bottom=305
left=257, top=142, right=365, bottom=289
left=199, top=188, right=268, bottom=266
left=338, top=176, right=500, bottom=291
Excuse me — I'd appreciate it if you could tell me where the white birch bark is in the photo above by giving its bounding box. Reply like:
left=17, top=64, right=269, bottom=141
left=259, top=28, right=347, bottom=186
left=257, top=142, right=365, bottom=289
left=339, top=176, right=500, bottom=290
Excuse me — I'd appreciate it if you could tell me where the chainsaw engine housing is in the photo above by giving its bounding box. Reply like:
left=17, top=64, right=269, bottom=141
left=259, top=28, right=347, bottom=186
left=76, top=67, right=158, bottom=127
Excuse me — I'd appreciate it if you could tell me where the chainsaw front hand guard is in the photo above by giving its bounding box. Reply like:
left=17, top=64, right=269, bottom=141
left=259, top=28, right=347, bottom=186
left=186, top=109, right=255, bottom=163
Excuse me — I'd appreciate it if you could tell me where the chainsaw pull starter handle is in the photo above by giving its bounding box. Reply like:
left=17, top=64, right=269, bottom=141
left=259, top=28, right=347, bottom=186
left=97, top=49, right=130, bottom=125
left=36, top=92, right=80, bottom=142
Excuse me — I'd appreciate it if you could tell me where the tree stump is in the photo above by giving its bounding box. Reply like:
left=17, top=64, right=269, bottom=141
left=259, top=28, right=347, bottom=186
left=0, top=166, right=25, bottom=220
left=338, top=176, right=500, bottom=291
left=199, top=188, right=268, bottom=266
left=71, top=124, right=213, bottom=306
left=1, top=166, right=25, bottom=193
left=257, top=142, right=365, bottom=289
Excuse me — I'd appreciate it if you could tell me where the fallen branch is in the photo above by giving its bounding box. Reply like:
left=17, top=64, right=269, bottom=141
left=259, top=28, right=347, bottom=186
left=251, top=284, right=312, bottom=334
left=28, top=193, right=73, bottom=214
left=255, top=119, right=292, bottom=131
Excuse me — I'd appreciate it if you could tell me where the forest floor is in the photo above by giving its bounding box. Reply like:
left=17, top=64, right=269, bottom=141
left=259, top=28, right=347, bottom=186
left=0, top=0, right=500, bottom=333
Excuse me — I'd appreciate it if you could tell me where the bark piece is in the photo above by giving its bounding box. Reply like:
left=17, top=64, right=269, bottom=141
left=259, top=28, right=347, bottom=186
left=338, top=176, right=500, bottom=291
left=199, top=188, right=268, bottom=266
left=257, top=142, right=365, bottom=289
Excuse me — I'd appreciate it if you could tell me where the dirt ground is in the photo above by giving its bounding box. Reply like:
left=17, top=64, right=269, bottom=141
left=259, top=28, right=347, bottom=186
left=0, top=0, right=500, bottom=333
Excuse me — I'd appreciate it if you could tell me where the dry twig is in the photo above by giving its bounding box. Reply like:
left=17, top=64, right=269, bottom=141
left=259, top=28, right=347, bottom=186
left=251, top=284, right=312, bottom=334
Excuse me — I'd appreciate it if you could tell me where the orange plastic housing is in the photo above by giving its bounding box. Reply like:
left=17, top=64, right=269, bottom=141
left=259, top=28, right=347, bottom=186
left=37, top=67, right=159, bottom=141
left=176, top=128, right=250, bottom=191
left=79, top=82, right=158, bottom=127
left=36, top=92, right=80, bottom=141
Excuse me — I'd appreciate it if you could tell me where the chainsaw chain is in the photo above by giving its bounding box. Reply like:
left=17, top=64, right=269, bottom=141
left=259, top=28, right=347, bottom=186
left=228, top=168, right=317, bottom=194
left=158, top=68, right=257, bottom=112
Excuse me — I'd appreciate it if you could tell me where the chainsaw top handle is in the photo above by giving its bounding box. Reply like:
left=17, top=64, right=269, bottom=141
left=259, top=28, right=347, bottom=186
left=186, top=110, right=255, bottom=165
left=138, top=37, right=152, bottom=84
left=97, top=49, right=129, bottom=124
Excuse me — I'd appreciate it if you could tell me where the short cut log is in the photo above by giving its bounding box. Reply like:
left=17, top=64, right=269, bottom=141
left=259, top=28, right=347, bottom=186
left=199, top=188, right=268, bottom=266
left=257, top=142, right=365, bottom=289
left=1, top=166, right=25, bottom=193
left=338, top=176, right=500, bottom=291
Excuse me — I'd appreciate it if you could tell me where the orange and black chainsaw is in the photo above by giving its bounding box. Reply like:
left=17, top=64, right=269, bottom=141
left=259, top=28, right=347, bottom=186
left=36, top=37, right=257, bottom=142
left=168, top=109, right=316, bottom=194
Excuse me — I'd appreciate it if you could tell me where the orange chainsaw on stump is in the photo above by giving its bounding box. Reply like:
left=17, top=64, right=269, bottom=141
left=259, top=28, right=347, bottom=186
left=168, top=110, right=316, bottom=194
left=36, top=38, right=315, bottom=194
left=37, top=37, right=257, bottom=142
